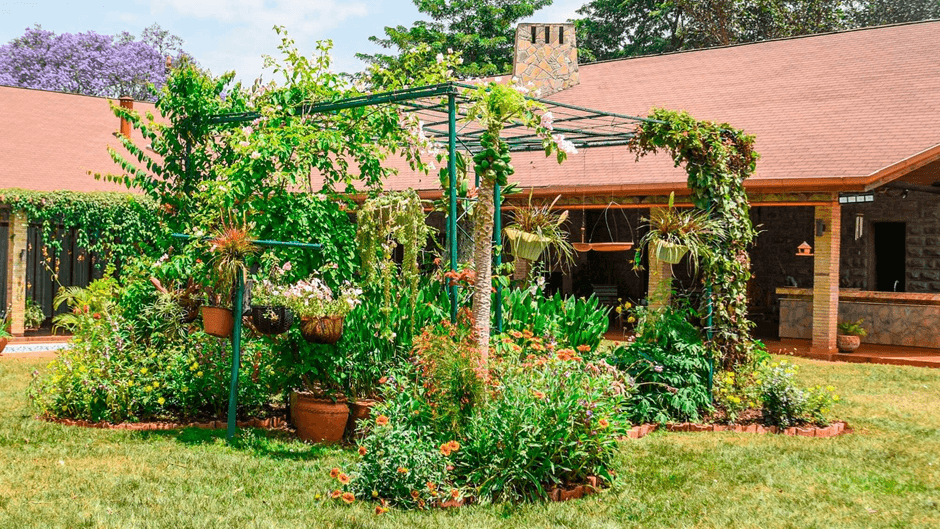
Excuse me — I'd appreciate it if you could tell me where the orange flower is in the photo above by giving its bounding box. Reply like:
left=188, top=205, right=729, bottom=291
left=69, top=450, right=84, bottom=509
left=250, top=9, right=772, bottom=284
left=375, top=505, right=389, bottom=515
left=379, top=376, right=388, bottom=384
left=358, top=445, right=367, bottom=456
left=598, top=418, right=610, bottom=428
left=426, top=482, right=437, bottom=491
left=577, top=344, right=591, bottom=353
left=341, top=492, right=355, bottom=504
left=329, top=467, right=340, bottom=479
left=330, top=489, right=342, bottom=499
left=451, top=488, right=460, bottom=499
left=338, top=473, right=351, bottom=485
left=447, top=440, right=461, bottom=452
left=376, top=415, right=389, bottom=426
left=439, top=444, right=452, bottom=456
left=510, top=331, right=523, bottom=338
left=418, top=499, right=426, bottom=509
left=397, top=467, right=409, bottom=474
left=411, top=490, right=420, bottom=500
left=532, top=390, right=546, bottom=399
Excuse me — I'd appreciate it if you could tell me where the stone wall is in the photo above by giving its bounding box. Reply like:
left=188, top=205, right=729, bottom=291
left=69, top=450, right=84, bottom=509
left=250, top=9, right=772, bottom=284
left=840, top=189, right=940, bottom=293
left=513, top=23, right=579, bottom=96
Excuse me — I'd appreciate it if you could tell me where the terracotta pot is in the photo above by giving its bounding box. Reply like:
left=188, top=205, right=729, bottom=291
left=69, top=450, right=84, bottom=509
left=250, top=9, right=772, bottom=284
left=505, top=228, right=551, bottom=261
left=346, top=399, right=378, bottom=438
left=250, top=306, right=294, bottom=335
left=201, top=306, right=234, bottom=338
left=837, top=334, right=861, bottom=353
left=653, top=240, right=688, bottom=264
left=289, top=391, right=349, bottom=444
left=0, top=336, right=8, bottom=354
left=300, top=315, right=344, bottom=344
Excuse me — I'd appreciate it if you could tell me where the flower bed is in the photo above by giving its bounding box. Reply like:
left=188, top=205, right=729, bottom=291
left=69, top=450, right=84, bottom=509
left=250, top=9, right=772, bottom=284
left=42, top=415, right=288, bottom=431
left=621, top=421, right=852, bottom=439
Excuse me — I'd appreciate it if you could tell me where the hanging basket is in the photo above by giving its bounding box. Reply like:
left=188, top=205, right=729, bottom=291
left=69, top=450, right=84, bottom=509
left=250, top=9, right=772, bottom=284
left=250, top=306, right=294, bottom=335
left=505, top=228, right=551, bottom=262
left=201, top=306, right=234, bottom=338
left=653, top=240, right=689, bottom=264
left=300, top=315, right=345, bottom=344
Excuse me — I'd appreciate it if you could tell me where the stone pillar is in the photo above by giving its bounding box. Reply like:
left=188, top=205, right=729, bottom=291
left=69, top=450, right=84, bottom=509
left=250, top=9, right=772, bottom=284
left=513, top=23, right=580, bottom=96
left=812, top=202, right=841, bottom=353
left=6, top=210, right=28, bottom=336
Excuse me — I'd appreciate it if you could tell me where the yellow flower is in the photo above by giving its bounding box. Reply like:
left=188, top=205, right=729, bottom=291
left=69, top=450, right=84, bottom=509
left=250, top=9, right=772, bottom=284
left=157, top=397, right=165, bottom=405
left=196, top=371, right=204, bottom=377
left=128, top=381, right=135, bottom=387
left=140, top=368, right=148, bottom=375
left=152, top=381, right=159, bottom=388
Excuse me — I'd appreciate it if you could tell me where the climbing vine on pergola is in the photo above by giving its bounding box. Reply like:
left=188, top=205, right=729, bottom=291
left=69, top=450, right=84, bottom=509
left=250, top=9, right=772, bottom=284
left=630, top=108, right=759, bottom=368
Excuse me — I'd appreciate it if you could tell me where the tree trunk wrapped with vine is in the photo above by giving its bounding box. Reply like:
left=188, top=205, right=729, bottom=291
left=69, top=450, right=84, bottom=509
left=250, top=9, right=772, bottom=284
left=630, top=109, right=759, bottom=368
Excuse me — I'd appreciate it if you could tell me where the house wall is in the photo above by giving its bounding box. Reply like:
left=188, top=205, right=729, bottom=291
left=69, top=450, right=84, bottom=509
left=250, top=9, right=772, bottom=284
left=840, top=189, right=940, bottom=293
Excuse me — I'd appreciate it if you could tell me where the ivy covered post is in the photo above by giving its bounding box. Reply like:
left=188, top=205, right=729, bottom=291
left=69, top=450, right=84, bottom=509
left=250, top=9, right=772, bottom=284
left=631, top=109, right=759, bottom=368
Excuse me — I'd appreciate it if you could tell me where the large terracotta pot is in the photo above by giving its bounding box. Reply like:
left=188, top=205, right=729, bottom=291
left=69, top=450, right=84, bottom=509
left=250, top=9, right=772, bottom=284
left=346, top=399, right=378, bottom=438
left=0, top=336, right=8, bottom=355
left=837, top=334, right=861, bottom=353
left=201, top=306, right=234, bottom=338
left=290, top=391, right=349, bottom=444
left=653, top=240, right=688, bottom=264
left=300, top=315, right=344, bottom=344
left=250, top=306, right=294, bottom=335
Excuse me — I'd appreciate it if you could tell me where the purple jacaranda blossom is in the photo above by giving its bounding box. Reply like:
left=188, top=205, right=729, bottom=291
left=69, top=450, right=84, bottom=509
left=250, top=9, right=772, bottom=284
left=0, top=23, right=191, bottom=102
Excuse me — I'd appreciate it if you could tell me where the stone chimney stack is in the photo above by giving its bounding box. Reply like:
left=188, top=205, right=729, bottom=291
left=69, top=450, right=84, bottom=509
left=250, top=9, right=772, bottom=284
left=513, top=23, right=579, bottom=96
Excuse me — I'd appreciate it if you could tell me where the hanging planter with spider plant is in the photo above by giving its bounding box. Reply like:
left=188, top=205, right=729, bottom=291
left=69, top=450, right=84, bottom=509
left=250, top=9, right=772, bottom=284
left=504, top=194, right=575, bottom=281
left=639, top=193, right=724, bottom=270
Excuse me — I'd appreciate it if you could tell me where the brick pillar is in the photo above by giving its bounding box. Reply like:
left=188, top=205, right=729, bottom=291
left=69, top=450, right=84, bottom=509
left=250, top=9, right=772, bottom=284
left=811, top=202, right=841, bottom=353
left=6, top=210, right=28, bottom=336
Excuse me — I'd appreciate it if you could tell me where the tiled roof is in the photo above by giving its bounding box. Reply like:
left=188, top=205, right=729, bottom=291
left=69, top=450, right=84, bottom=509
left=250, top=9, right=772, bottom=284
left=0, top=85, right=152, bottom=193
left=384, top=21, right=940, bottom=196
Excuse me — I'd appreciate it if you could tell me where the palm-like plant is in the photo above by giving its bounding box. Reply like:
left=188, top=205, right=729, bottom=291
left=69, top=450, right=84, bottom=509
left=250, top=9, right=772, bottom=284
left=505, top=194, right=575, bottom=280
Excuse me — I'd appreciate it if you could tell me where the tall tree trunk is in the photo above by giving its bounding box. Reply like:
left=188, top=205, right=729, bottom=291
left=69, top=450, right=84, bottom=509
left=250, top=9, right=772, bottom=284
left=472, top=177, right=495, bottom=376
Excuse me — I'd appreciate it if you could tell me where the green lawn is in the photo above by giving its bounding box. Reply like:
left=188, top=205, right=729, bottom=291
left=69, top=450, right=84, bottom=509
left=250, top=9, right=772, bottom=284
left=1, top=355, right=938, bottom=529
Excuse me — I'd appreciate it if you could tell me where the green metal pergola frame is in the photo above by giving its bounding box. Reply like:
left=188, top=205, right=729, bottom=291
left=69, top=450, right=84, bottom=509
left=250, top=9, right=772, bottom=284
left=205, top=81, right=654, bottom=329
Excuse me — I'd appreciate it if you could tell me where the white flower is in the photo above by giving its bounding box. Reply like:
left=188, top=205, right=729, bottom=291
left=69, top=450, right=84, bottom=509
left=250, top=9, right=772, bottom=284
left=242, top=126, right=253, bottom=135
left=282, top=262, right=292, bottom=272
left=239, top=141, right=250, bottom=148
left=436, top=53, right=444, bottom=64
left=447, top=48, right=453, bottom=54
left=540, top=112, right=554, bottom=130
left=250, top=151, right=261, bottom=159
left=456, top=57, right=464, bottom=65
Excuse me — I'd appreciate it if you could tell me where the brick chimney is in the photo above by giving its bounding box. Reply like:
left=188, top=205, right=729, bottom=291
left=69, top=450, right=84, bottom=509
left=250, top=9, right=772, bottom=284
left=513, top=23, right=579, bottom=96
left=118, top=95, right=133, bottom=138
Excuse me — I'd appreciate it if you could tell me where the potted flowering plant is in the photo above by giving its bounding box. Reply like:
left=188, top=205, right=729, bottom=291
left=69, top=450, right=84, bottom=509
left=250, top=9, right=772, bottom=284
left=202, top=218, right=259, bottom=338
left=249, top=258, right=294, bottom=335
left=504, top=194, right=575, bottom=281
left=836, top=319, right=867, bottom=353
left=283, top=275, right=362, bottom=344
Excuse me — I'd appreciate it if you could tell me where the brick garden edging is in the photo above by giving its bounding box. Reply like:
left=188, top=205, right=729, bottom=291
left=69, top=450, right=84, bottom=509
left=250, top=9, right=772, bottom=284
left=623, top=420, right=851, bottom=440
left=44, top=416, right=287, bottom=431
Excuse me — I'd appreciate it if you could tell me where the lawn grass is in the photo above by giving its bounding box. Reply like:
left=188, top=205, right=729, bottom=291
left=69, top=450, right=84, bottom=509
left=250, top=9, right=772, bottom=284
left=1, top=354, right=938, bottom=528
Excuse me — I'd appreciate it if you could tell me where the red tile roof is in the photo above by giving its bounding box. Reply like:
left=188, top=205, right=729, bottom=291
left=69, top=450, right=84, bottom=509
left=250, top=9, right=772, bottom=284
left=0, top=86, right=152, bottom=192
left=384, top=21, right=940, bottom=196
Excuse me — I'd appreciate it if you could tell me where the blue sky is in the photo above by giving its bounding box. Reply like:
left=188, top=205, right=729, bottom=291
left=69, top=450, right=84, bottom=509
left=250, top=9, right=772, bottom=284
left=0, top=0, right=584, bottom=83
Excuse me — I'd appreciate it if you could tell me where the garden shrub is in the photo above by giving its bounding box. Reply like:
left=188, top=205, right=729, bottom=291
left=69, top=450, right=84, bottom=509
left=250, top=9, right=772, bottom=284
left=338, top=322, right=633, bottom=507
left=609, top=304, right=712, bottom=424
left=755, top=360, right=837, bottom=427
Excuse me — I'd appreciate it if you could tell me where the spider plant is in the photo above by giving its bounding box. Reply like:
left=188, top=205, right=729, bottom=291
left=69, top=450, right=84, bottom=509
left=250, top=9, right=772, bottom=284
left=639, top=193, right=724, bottom=270
left=504, top=193, right=575, bottom=273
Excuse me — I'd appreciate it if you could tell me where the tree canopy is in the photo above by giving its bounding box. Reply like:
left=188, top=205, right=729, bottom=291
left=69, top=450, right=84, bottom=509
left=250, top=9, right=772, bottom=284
left=0, top=23, right=190, bottom=101
left=575, top=1, right=940, bottom=62
left=358, top=0, right=553, bottom=78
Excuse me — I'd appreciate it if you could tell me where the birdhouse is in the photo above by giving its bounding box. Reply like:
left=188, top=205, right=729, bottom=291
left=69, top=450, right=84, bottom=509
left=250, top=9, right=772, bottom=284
left=796, top=241, right=813, bottom=257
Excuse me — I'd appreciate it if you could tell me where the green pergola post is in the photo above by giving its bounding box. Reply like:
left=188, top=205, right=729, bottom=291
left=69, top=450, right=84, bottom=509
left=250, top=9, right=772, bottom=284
left=227, top=272, right=244, bottom=440
left=447, top=93, right=458, bottom=324
left=493, top=181, right=503, bottom=333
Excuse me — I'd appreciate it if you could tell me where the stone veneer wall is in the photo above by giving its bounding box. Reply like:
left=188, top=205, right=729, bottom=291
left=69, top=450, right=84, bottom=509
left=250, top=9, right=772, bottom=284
left=840, top=189, right=940, bottom=293
left=513, top=23, right=579, bottom=96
